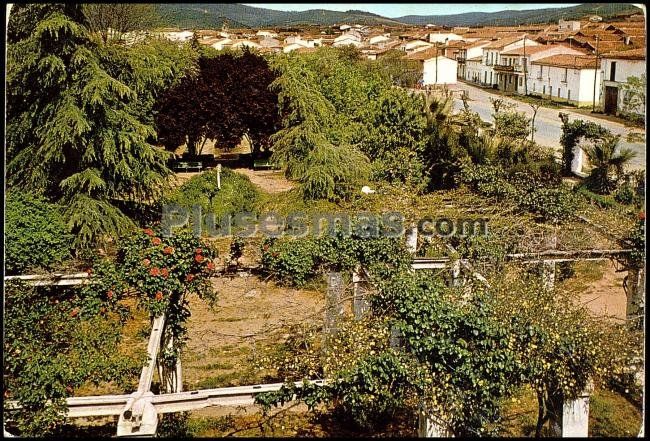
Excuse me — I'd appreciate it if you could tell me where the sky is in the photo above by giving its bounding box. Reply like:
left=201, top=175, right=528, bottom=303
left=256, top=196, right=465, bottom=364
left=243, top=3, right=581, bottom=18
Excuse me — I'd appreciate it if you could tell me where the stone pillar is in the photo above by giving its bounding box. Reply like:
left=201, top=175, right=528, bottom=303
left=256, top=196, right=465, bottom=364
left=549, top=382, right=593, bottom=438
left=418, top=405, right=453, bottom=437
left=352, top=268, right=370, bottom=320
left=406, top=225, right=418, bottom=254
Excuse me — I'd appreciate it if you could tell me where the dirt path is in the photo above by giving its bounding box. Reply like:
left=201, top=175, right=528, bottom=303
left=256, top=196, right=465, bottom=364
left=232, top=168, right=296, bottom=193
left=181, top=274, right=324, bottom=390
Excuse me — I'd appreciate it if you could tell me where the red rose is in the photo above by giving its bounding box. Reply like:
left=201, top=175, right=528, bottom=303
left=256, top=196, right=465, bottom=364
left=185, top=274, right=195, bottom=282
left=66, top=385, right=74, bottom=394
left=70, top=308, right=79, bottom=318
left=143, top=228, right=154, bottom=236
left=638, top=211, right=645, bottom=221
left=152, top=237, right=162, bottom=246
left=155, top=291, right=163, bottom=301
left=161, top=268, right=169, bottom=278
left=206, top=261, right=215, bottom=271
left=150, top=267, right=161, bottom=277
left=142, top=258, right=151, bottom=267
left=195, top=254, right=204, bottom=263
left=163, top=246, right=174, bottom=255
left=107, top=290, right=114, bottom=299
left=195, top=248, right=203, bottom=255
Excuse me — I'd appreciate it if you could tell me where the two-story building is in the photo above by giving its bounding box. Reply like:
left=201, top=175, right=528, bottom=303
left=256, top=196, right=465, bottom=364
left=456, top=39, right=491, bottom=79
left=600, top=48, right=646, bottom=116
left=528, top=55, right=600, bottom=107
left=479, top=36, right=540, bottom=87
left=495, top=44, right=586, bottom=93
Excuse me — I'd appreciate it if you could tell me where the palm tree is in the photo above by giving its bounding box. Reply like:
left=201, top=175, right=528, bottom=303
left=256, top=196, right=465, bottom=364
left=583, top=134, right=636, bottom=194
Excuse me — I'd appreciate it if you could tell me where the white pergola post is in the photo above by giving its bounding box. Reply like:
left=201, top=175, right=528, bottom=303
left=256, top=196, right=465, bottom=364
left=541, top=260, right=556, bottom=291
left=418, top=404, right=453, bottom=437
left=352, top=267, right=370, bottom=320
left=549, top=382, right=593, bottom=438
left=406, top=225, right=418, bottom=254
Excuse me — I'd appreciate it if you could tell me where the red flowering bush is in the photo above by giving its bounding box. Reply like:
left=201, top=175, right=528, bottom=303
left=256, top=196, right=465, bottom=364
left=117, top=227, right=218, bottom=348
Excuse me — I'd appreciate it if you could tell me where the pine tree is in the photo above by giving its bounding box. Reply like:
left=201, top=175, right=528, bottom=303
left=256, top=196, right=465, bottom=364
left=6, top=4, right=196, bottom=249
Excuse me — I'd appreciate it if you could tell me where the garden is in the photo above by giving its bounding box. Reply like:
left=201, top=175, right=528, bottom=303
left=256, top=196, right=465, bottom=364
left=4, top=4, right=645, bottom=438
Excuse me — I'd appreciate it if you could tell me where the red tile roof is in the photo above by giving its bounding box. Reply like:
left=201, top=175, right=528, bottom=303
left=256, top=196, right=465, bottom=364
left=484, top=35, right=527, bottom=49
left=532, top=54, right=598, bottom=69
left=406, top=47, right=451, bottom=61
left=600, top=48, right=646, bottom=60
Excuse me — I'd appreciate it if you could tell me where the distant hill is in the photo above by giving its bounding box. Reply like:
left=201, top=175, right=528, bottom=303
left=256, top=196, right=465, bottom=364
left=156, top=3, right=404, bottom=29
left=395, top=3, right=643, bottom=27
left=155, top=3, right=644, bottom=29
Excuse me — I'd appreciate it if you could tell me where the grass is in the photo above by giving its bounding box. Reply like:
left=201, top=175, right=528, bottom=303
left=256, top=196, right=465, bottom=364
left=500, top=386, right=641, bottom=437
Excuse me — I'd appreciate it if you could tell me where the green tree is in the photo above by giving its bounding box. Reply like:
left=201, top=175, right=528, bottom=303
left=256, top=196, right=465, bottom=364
left=269, top=52, right=371, bottom=201
left=5, top=191, right=73, bottom=275
left=82, top=4, right=161, bottom=43
left=583, top=134, right=637, bottom=194
left=6, top=5, right=196, bottom=249
left=620, top=74, right=646, bottom=119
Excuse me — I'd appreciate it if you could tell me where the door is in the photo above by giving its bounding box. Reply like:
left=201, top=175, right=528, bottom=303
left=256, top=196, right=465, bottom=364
left=604, top=86, right=618, bottom=115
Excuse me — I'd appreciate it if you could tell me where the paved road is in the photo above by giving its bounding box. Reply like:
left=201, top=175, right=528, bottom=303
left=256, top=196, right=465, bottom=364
left=446, top=82, right=646, bottom=171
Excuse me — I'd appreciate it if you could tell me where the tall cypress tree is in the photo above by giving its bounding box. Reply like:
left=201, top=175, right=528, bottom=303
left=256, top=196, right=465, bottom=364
left=6, top=4, right=196, bottom=249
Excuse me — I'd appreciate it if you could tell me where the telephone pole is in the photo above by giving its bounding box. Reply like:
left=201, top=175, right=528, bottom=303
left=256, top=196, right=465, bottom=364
left=592, top=35, right=599, bottom=112
left=523, top=34, right=528, bottom=95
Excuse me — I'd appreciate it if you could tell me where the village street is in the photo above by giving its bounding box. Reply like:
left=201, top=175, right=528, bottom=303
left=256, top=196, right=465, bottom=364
left=446, top=82, right=646, bottom=171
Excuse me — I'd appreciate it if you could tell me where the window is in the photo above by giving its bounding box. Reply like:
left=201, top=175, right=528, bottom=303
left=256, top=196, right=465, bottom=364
left=568, top=90, right=571, bottom=100
left=538, top=65, right=543, bottom=78
left=549, top=86, right=552, bottom=96
left=533, top=83, right=536, bottom=92
left=562, top=68, right=568, bottom=82
left=543, top=85, right=545, bottom=94
left=558, top=88, right=561, bottom=97
left=610, top=61, right=616, bottom=81
left=519, top=77, right=523, bottom=86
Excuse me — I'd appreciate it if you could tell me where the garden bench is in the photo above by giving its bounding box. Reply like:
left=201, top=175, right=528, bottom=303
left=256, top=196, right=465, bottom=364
left=174, top=161, right=203, bottom=172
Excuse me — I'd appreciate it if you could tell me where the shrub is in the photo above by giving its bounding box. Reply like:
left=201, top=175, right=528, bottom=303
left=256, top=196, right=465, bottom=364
left=519, top=186, right=579, bottom=223
left=5, top=191, right=73, bottom=274
left=614, top=184, right=635, bottom=205
left=163, top=167, right=260, bottom=231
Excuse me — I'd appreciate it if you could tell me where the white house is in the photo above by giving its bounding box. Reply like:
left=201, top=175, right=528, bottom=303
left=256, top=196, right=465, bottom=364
left=256, top=30, right=278, bottom=38
left=480, top=36, right=539, bottom=87
left=231, top=39, right=262, bottom=50
left=600, top=48, right=646, bottom=116
left=465, top=56, right=484, bottom=83
left=401, top=39, right=434, bottom=53
left=455, top=39, right=491, bottom=79
left=161, top=30, right=194, bottom=42
left=339, top=24, right=351, bottom=31
left=200, top=37, right=233, bottom=50
left=369, top=34, right=391, bottom=45
left=496, top=44, right=586, bottom=93
left=332, top=38, right=365, bottom=48
left=428, top=32, right=464, bottom=44
left=259, top=37, right=282, bottom=51
left=407, top=48, right=458, bottom=85
left=558, top=19, right=581, bottom=32
left=528, top=55, right=601, bottom=107
left=334, top=30, right=362, bottom=43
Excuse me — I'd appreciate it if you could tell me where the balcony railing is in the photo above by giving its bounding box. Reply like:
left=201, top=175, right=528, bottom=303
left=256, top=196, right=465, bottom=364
left=494, top=64, right=515, bottom=72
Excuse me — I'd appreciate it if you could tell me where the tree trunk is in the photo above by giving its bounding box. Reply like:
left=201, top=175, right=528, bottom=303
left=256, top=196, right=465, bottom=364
left=535, top=391, right=546, bottom=438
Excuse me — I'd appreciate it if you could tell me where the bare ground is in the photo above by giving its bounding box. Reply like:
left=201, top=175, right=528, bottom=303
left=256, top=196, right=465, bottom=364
left=232, top=168, right=296, bottom=193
